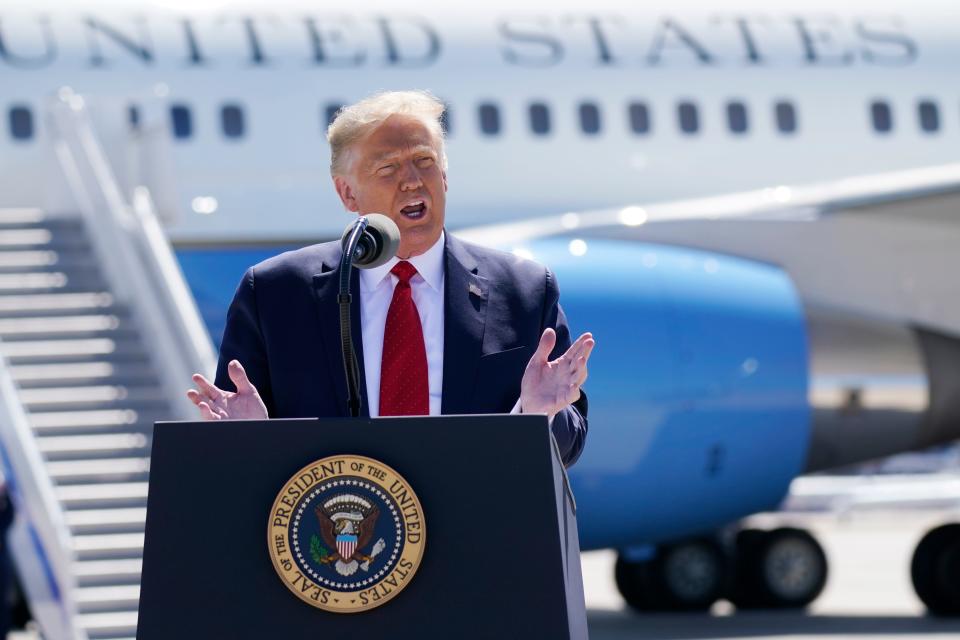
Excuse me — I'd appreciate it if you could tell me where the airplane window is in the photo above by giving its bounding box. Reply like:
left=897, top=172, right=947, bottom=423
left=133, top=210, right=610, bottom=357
left=529, top=102, right=550, bottom=135
left=726, top=101, right=748, bottom=134
left=478, top=103, right=501, bottom=136
left=221, top=104, right=245, bottom=139
left=628, top=102, right=650, bottom=134
left=9, top=106, right=34, bottom=141
left=325, top=103, right=344, bottom=129
left=170, top=104, right=192, bottom=139
left=918, top=100, right=940, bottom=133
left=677, top=102, right=699, bottom=134
left=579, top=102, right=601, bottom=135
left=775, top=101, right=797, bottom=134
left=440, top=103, right=453, bottom=136
left=870, top=101, right=893, bottom=133
left=128, top=105, right=140, bottom=132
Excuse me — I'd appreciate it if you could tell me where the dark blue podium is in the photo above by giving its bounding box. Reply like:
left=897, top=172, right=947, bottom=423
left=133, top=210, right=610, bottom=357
left=137, top=415, right=587, bottom=639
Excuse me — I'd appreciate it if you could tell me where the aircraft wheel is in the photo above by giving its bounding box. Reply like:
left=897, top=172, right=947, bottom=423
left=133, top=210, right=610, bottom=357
left=911, top=523, right=960, bottom=616
left=616, top=538, right=726, bottom=612
left=731, top=527, right=827, bottom=609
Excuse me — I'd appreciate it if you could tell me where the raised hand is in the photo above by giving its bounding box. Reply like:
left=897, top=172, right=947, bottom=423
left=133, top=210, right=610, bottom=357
left=520, top=329, right=595, bottom=420
left=186, top=359, right=268, bottom=421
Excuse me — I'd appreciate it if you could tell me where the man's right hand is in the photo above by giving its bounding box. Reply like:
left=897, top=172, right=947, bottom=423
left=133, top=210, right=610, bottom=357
left=186, top=359, right=268, bottom=420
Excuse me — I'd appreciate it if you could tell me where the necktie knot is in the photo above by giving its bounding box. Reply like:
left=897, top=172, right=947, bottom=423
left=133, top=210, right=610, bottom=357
left=391, top=261, right=418, bottom=285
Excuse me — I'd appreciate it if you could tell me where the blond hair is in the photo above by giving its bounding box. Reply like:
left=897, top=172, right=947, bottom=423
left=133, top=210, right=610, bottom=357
left=327, top=90, right=448, bottom=176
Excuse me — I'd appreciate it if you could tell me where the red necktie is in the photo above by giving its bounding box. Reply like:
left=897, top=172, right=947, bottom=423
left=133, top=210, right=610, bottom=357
left=379, top=261, right=429, bottom=416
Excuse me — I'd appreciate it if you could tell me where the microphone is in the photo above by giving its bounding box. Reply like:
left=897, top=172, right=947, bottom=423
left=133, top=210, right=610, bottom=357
left=337, top=214, right=400, bottom=417
left=340, top=214, right=401, bottom=269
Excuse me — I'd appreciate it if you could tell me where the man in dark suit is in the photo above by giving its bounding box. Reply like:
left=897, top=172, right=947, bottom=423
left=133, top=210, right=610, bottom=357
left=187, top=91, right=594, bottom=466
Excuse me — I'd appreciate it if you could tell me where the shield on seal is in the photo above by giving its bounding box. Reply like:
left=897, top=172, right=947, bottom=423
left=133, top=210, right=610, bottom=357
left=337, top=534, right=358, bottom=560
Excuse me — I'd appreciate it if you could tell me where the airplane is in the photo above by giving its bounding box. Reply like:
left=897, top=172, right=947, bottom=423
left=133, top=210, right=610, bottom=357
left=0, top=0, right=959, bottom=636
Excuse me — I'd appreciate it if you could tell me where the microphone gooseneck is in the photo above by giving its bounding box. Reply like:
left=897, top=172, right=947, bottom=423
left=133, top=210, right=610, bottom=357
left=338, top=214, right=400, bottom=417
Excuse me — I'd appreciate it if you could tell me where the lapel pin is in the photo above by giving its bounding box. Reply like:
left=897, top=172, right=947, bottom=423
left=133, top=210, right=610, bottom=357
left=468, top=282, right=483, bottom=298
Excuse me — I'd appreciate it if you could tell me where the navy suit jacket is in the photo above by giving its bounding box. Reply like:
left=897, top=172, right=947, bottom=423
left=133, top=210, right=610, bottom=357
left=214, top=232, right=588, bottom=466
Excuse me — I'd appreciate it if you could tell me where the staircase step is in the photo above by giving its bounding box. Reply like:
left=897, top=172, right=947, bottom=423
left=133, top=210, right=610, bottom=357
left=72, top=533, right=144, bottom=560
left=30, top=409, right=141, bottom=429
left=0, top=292, right=115, bottom=314
left=0, top=249, right=58, bottom=269
left=0, top=248, right=97, bottom=270
left=0, top=227, right=91, bottom=250
left=56, top=482, right=149, bottom=509
left=0, top=229, right=53, bottom=246
left=8, top=361, right=154, bottom=386
left=0, top=272, right=70, bottom=291
left=78, top=610, right=139, bottom=638
left=37, top=433, right=151, bottom=460
left=64, top=507, right=147, bottom=534
left=0, top=329, right=138, bottom=343
left=0, top=338, right=117, bottom=357
left=0, top=337, right=148, bottom=364
left=50, top=459, right=150, bottom=483
left=0, top=215, right=82, bottom=231
left=0, top=208, right=46, bottom=224
left=0, top=266, right=106, bottom=287
left=0, top=314, right=121, bottom=335
left=20, top=386, right=168, bottom=413
left=75, top=585, right=141, bottom=613
left=74, top=558, right=143, bottom=586
left=20, top=385, right=160, bottom=405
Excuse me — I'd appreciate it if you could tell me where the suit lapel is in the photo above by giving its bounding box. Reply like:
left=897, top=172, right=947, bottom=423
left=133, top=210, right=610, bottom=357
left=441, top=234, right=488, bottom=414
left=312, top=259, right=369, bottom=418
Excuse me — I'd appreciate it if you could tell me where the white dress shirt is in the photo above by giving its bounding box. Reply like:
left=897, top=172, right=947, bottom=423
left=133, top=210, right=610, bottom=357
left=360, top=232, right=446, bottom=417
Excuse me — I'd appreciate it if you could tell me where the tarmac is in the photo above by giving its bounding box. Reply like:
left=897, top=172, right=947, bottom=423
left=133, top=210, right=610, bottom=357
left=584, top=509, right=960, bottom=639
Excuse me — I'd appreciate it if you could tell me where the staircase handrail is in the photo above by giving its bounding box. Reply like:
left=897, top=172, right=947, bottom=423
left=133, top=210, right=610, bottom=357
left=46, top=89, right=217, bottom=419
left=0, top=354, right=84, bottom=639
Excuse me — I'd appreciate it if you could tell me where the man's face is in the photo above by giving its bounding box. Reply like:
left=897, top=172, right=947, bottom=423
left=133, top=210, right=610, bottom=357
left=333, top=114, right=447, bottom=259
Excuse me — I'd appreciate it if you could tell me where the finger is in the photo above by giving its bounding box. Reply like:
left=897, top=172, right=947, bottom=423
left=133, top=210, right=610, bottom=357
left=186, top=389, right=204, bottom=405
left=573, top=360, right=588, bottom=387
left=197, top=401, right=221, bottom=421
left=567, top=333, right=595, bottom=359
left=192, top=373, right=221, bottom=402
left=580, top=337, right=596, bottom=362
left=571, top=338, right=597, bottom=368
left=228, top=360, right=256, bottom=394
left=558, top=333, right=592, bottom=366
left=533, top=328, right=557, bottom=364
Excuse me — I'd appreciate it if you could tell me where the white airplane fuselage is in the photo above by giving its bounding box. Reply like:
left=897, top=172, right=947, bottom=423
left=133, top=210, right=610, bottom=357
left=0, top=0, right=957, bottom=244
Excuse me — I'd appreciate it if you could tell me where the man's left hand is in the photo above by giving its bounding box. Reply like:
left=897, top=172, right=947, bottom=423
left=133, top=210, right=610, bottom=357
left=520, top=329, right=595, bottom=420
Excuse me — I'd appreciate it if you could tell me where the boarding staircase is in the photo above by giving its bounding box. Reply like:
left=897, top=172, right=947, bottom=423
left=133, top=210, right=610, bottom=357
left=0, top=92, right=216, bottom=639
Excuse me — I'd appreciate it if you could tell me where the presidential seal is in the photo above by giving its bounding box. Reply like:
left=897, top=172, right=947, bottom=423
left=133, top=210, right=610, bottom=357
left=268, top=455, right=425, bottom=613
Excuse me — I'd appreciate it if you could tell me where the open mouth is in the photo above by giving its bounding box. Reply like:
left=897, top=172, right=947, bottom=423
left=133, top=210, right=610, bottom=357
left=400, top=200, right=427, bottom=220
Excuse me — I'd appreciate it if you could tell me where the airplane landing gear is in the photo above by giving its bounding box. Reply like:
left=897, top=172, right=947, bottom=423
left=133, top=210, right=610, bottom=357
left=731, top=527, right=828, bottom=609
left=615, top=538, right=727, bottom=612
left=911, top=523, right=960, bottom=616
left=615, top=527, right=828, bottom=613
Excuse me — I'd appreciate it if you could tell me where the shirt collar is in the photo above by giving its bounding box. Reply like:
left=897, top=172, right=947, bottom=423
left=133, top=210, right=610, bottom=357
left=359, top=230, right=445, bottom=292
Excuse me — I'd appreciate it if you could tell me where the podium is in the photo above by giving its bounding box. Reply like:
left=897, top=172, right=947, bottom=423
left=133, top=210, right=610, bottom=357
left=137, top=415, right=587, bottom=639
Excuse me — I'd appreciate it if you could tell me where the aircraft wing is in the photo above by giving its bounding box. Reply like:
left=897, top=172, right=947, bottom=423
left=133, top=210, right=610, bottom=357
left=459, top=162, right=960, bottom=336
left=459, top=162, right=960, bottom=244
